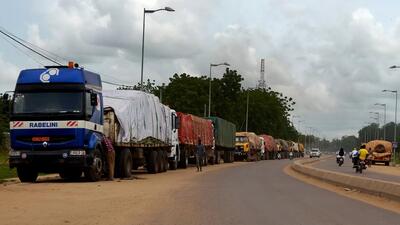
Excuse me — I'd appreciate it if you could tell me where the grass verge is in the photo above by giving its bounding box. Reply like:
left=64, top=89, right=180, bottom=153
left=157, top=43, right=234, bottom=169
left=0, top=150, right=16, bottom=181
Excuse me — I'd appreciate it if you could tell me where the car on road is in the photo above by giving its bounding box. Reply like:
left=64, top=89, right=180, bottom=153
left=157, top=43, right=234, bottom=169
left=310, top=148, right=321, bottom=158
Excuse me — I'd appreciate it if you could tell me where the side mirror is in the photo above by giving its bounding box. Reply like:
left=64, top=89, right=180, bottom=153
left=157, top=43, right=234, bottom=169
left=90, top=93, right=98, bottom=106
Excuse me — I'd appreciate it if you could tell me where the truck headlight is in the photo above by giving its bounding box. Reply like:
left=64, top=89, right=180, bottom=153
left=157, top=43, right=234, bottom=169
left=9, top=150, right=21, bottom=157
left=69, top=150, right=86, bottom=156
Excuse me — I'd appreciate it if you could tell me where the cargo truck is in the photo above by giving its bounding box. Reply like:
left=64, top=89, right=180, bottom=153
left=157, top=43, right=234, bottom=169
left=276, top=139, right=289, bottom=159
left=366, top=140, right=392, bottom=166
left=8, top=65, right=179, bottom=182
left=259, top=134, right=277, bottom=160
left=235, top=132, right=261, bottom=161
left=207, top=117, right=236, bottom=163
left=176, top=112, right=214, bottom=168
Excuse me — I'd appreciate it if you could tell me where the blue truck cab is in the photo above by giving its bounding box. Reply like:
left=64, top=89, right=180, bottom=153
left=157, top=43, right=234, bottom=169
left=9, top=64, right=106, bottom=182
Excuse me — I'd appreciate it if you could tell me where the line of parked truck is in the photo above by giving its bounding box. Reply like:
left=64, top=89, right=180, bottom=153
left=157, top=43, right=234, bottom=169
left=7, top=64, right=303, bottom=182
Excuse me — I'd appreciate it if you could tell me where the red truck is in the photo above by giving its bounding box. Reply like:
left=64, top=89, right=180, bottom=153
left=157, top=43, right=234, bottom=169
left=177, top=112, right=214, bottom=168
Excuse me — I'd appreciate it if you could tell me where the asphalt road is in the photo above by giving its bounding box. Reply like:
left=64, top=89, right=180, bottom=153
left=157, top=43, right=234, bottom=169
left=144, top=160, right=399, bottom=225
left=1, top=160, right=399, bottom=225
left=313, top=157, right=400, bottom=183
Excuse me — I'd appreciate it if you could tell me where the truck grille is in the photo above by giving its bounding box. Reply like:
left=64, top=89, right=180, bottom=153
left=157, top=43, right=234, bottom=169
left=17, top=136, right=75, bottom=143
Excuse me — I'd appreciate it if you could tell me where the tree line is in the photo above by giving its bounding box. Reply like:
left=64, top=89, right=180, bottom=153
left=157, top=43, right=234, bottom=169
left=124, top=68, right=299, bottom=140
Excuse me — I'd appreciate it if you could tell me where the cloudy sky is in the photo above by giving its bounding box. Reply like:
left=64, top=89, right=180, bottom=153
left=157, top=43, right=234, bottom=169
left=1, top=0, right=400, bottom=139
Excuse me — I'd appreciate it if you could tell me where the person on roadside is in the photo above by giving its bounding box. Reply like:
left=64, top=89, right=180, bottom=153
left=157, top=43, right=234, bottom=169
left=196, top=138, right=205, bottom=172
left=102, top=135, right=115, bottom=180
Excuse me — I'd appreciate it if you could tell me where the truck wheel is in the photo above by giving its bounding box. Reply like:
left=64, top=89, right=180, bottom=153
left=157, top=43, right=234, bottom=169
left=214, top=151, right=219, bottom=164
left=120, top=148, right=132, bottom=178
left=223, top=151, right=228, bottom=163
left=84, top=148, right=103, bottom=182
left=59, top=169, right=82, bottom=180
left=169, top=155, right=178, bottom=170
left=147, top=150, right=159, bottom=174
left=158, top=150, right=165, bottom=173
left=178, top=150, right=188, bottom=169
left=163, top=151, right=169, bottom=172
left=17, top=167, right=38, bottom=183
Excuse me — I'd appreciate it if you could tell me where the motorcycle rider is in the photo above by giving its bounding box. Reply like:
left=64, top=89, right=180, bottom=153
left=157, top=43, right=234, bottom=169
left=337, top=147, right=344, bottom=163
left=351, top=148, right=359, bottom=168
left=357, top=144, right=369, bottom=169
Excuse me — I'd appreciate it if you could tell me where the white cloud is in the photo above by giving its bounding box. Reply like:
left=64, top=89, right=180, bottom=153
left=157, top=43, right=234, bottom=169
left=3, top=1, right=400, bottom=139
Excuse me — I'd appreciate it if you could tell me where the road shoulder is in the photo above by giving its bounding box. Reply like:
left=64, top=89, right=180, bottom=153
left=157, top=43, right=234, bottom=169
left=284, top=164, right=400, bottom=214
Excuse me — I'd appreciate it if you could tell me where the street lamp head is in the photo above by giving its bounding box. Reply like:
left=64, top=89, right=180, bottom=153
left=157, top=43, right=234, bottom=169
left=389, top=65, right=398, bottom=69
left=223, top=62, right=230, bottom=66
left=164, top=7, right=175, bottom=12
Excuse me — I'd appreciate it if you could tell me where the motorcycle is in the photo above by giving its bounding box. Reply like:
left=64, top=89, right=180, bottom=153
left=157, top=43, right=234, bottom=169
left=289, top=152, right=294, bottom=160
left=277, top=153, right=281, bottom=160
left=355, top=160, right=366, bottom=173
left=336, top=155, right=344, bottom=167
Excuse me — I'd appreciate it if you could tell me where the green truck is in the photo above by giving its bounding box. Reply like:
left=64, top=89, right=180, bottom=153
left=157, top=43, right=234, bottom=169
left=207, top=117, right=236, bottom=163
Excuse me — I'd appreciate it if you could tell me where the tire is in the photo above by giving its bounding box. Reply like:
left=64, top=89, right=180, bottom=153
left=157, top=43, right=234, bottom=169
left=160, top=151, right=168, bottom=173
left=147, top=150, right=159, bottom=174
left=215, top=151, right=220, bottom=164
left=169, top=157, right=178, bottom=170
left=84, top=148, right=104, bottom=182
left=119, top=148, right=132, bottom=178
left=223, top=151, right=229, bottom=163
left=178, top=149, right=188, bottom=169
left=17, top=167, right=38, bottom=183
left=59, top=168, right=82, bottom=180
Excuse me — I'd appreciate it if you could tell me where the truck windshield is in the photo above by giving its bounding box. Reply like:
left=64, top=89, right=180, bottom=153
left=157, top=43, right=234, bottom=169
left=13, top=92, right=83, bottom=114
left=235, top=136, right=248, bottom=142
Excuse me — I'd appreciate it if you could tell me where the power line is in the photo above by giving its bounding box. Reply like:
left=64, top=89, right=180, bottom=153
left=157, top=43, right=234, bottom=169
left=0, top=28, right=62, bottom=66
left=0, top=34, right=45, bottom=67
left=0, top=26, right=68, bottom=63
left=0, top=26, right=135, bottom=88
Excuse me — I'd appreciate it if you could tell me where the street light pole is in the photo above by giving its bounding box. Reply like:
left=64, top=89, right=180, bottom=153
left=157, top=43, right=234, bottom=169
left=208, top=62, right=230, bottom=117
left=140, top=7, right=175, bottom=90
left=369, top=112, right=379, bottom=139
left=383, top=89, right=398, bottom=163
left=375, top=103, right=387, bottom=140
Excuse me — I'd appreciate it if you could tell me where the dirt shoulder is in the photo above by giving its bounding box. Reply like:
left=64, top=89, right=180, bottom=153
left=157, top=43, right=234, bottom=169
left=284, top=164, right=400, bottom=215
left=0, top=162, right=245, bottom=225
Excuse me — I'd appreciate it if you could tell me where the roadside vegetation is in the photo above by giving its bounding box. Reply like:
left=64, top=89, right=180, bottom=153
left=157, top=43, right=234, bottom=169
left=0, top=94, right=14, bottom=180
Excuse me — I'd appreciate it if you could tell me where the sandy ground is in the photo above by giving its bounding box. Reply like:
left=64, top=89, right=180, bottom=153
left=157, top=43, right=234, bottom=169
left=0, top=162, right=244, bottom=225
left=284, top=164, right=400, bottom=214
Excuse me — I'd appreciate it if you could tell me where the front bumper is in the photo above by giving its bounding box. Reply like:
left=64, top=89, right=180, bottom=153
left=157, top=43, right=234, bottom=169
left=9, top=149, right=89, bottom=171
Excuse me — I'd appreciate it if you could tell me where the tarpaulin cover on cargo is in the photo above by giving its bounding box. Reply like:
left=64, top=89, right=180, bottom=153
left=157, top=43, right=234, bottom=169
left=298, top=143, right=305, bottom=152
left=276, top=139, right=289, bottom=151
left=177, top=112, right=213, bottom=146
left=291, top=142, right=299, bottom=152
left=207, top=117, right=236, bottom=149
left=103, top=90, right=172, bottom=144
left=259, top=134, right=277, bottom=152
left=366, top=140, right=392, bottom=159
